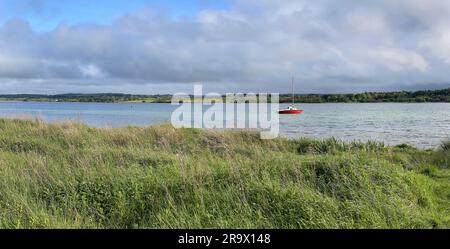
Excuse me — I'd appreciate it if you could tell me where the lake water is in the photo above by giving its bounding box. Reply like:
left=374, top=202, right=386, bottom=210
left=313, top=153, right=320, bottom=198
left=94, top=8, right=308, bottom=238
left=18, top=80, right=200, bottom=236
left=0, top=102, right=449, bottom=148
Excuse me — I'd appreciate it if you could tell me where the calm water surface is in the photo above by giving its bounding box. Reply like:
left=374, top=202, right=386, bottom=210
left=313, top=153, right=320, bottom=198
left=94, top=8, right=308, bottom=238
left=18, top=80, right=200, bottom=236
left=0, top=102, right=448, bottom=148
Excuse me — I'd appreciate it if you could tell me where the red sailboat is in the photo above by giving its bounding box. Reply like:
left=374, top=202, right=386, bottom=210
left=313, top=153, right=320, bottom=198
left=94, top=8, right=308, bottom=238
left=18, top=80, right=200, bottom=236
left=279, top=77, right=304, bottom=115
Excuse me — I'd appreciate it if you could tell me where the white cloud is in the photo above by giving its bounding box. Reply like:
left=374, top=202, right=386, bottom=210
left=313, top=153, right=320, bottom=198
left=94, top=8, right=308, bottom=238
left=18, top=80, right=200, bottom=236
left=371, top=48, right=428, bottom=72
left=345, top=10, right=388, bottom=37
left=0, top=0, right=449, bottom=93
left=79, top=64, right=105, bottom=79
left=421, top=32, right=450, bottom=64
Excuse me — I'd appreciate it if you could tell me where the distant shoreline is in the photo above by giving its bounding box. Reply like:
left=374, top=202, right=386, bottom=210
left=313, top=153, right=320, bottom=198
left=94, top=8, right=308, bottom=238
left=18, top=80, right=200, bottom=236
left=1, top=100, right=450, bottom=104
left=0, top=88, right=449, bottom=103
left=0, top=118, right=448, bottom=228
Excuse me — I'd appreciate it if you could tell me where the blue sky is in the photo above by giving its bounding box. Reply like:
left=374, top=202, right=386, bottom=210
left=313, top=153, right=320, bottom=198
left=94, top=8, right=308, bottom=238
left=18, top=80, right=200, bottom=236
left=0, top=0, right=230, bottom=31
left=0, top=0, right=450, bottom=94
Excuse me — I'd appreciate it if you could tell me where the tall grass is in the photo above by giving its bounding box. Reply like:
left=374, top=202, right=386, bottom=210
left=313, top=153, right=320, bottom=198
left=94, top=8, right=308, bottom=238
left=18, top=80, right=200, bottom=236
left=441, top=140, right=450, bottom=152
left=0, top=118, right=448, bottom=228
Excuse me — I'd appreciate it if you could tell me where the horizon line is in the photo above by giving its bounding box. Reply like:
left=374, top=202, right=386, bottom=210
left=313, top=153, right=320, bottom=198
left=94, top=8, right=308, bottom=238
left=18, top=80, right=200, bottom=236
left=0, top=87, right=449, bottom=96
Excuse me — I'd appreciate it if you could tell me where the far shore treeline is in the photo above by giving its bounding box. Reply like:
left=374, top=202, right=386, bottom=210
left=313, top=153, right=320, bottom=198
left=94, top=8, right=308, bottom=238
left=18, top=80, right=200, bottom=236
left=0, top=88, right=449, bottom=103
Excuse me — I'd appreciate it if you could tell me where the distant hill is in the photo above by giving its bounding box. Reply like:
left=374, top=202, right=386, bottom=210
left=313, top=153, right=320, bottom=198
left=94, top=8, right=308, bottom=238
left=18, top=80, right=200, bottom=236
left=285, top=88, right=450, bottom=103
left=0, top=88, right=449, bottom=103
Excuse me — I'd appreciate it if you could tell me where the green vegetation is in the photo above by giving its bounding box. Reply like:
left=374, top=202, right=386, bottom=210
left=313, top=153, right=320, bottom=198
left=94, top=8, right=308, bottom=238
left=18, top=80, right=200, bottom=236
left=0, top=88, right=449, bottom=103
left=285, top=88, right=450, bottom=103
left=0, top=93, right=173, bottom=103
left=0, top=118, right=448, bottom=228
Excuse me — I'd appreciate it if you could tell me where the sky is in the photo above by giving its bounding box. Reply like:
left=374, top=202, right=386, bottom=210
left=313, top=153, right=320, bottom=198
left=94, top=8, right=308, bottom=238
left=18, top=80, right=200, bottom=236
left=0, top=0, right=450, bottom=94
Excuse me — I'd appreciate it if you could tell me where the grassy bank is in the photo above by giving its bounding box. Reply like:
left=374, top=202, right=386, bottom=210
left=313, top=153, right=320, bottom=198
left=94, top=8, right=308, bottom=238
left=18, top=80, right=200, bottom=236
left=0, top=88, right=449, bottom=103
left=0, top=118, right=448, bottom=228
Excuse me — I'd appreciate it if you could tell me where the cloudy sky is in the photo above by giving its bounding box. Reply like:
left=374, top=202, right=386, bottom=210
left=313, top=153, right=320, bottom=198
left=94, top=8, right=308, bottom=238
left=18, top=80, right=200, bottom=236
left=1, top=0, right=450, bottom=94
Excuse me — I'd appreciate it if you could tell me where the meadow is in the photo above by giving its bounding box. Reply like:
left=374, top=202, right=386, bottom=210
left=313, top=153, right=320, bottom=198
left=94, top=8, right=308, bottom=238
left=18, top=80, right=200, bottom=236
left=0, top=118, right=448, bottom=228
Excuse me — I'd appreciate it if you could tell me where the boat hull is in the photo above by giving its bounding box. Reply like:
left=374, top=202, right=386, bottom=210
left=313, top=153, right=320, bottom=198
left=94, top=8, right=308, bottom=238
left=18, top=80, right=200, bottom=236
left=278, top=109, right=304, bottom=115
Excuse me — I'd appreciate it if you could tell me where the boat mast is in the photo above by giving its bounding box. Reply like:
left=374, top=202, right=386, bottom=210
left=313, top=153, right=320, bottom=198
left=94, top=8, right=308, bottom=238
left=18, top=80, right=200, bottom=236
left=292, top=77, right=295, bottom=106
